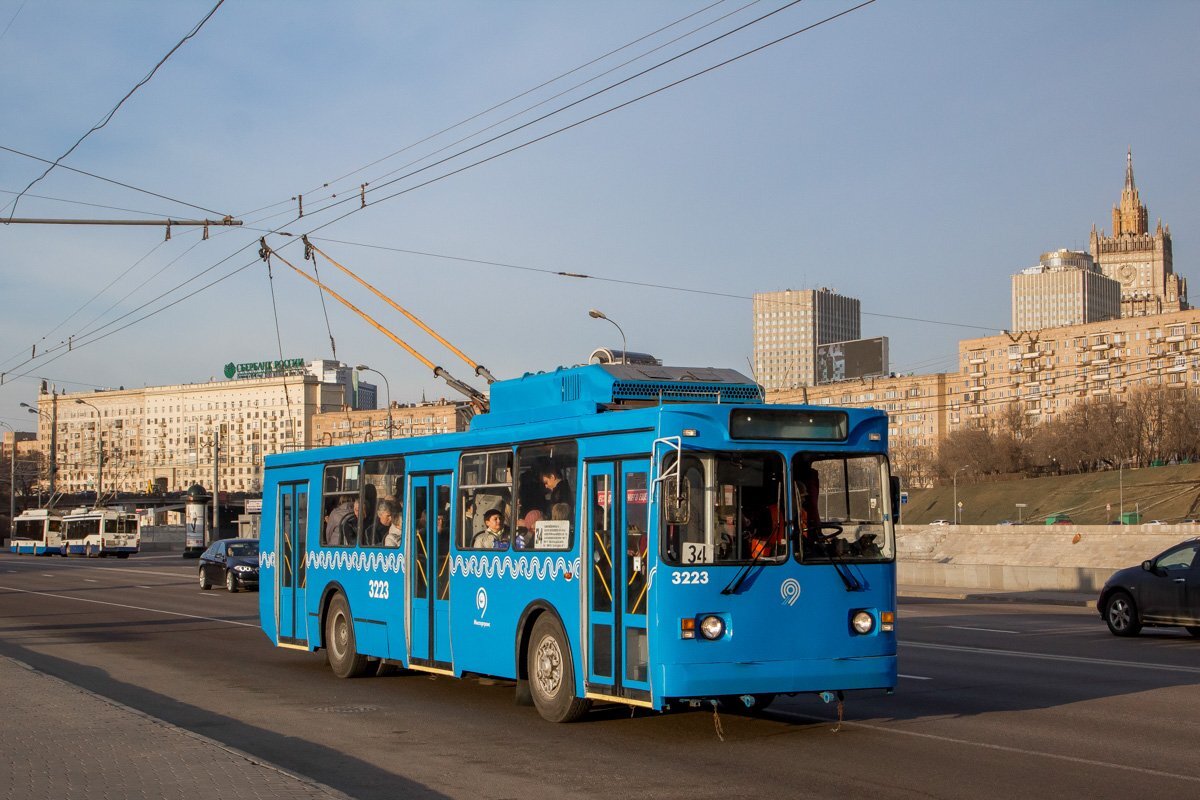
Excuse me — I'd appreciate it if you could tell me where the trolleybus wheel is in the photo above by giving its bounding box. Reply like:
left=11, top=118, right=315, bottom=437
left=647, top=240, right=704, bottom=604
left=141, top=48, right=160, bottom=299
left=199, top=568, right=211, bottom=590
left=527, top=614, right=590, bottom=723
left=116, top=553, right=130, bottom=559
left=226, top=571, right=238, bottom=593
left=326, top=594, right=369, bottom=679
left=1186, top=626, right=1200, bottom=638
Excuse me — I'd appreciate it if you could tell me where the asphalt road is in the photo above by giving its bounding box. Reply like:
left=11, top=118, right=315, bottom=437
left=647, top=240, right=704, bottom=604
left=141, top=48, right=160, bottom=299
left=1, top=551, right=1198, bottom=800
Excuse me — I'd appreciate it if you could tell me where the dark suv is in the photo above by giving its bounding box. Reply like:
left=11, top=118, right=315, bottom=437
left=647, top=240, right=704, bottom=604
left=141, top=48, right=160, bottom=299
left=1098, top=538, right=1200, bottom=637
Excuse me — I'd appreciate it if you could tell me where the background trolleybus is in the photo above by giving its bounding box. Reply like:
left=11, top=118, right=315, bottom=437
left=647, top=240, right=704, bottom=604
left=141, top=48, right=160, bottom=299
left=61, top=508, right=140, bottom=558
left=9, top=508, right=65, bottom=555
left=259, top=361, right=898, bottom=722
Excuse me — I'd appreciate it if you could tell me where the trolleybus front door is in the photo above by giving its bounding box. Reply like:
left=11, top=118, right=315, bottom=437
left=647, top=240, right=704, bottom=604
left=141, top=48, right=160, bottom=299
left=409, top=473, right=453, bottom=669
left=277, top=482, right=309, bottom=645
left=586, top=459, right=651, bottom=702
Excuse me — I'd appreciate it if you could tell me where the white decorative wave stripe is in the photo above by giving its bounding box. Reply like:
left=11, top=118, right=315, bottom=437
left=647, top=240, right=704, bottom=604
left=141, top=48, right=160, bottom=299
left=451, top=554, right=581, bottom=581
left=261, top=552, right=276, bottom=569
left=306, top=549, right=406, bottom=574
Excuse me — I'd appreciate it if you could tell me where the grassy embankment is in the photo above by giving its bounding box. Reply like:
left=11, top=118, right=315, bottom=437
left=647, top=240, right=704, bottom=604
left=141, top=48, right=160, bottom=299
left=905, top=462, right=1200, bottom=525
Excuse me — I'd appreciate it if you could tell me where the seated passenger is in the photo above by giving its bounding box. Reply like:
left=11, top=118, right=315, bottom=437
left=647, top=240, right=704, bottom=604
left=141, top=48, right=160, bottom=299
left=515, top=509, right=543, bottom=550
left=472, top=508, right=509, bottom=550
left=367, top=499, right=400, bottom=547
left=325, top=496, right=355, bottom=546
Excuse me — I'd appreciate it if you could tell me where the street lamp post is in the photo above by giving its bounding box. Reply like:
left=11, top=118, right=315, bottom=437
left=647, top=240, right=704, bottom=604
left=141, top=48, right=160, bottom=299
left=1119, top=458, right=1125, bottom=524
left=588, top=309, right=627, bottom=364
left=21, top=399, right=56, bottom=497
left=953, top=464, right=970, bottom=525
left=75, top=399, right=103, bottom=505
left=355, top=365, right=393, bottom=439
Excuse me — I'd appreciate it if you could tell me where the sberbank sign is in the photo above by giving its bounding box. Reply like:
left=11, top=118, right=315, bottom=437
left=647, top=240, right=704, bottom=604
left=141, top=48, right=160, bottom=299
left=224, top=358, right=306, bottom=379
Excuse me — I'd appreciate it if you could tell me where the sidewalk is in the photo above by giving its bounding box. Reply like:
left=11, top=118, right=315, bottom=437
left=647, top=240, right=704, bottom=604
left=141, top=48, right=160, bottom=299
left=1, top=656, right=349, bottom=800
left=899, top=584, right=1096, bottom=608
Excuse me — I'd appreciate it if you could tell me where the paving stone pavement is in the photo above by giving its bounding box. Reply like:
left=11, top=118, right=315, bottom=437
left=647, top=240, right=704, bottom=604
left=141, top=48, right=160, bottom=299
left=0, top=656, right=350, bottom=800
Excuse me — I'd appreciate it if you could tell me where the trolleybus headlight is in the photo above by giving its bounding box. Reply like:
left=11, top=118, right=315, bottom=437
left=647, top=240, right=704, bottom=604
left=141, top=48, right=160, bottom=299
left=851, top=611, right=875, bottom=635
left=699, top=615, right=725, bottom=640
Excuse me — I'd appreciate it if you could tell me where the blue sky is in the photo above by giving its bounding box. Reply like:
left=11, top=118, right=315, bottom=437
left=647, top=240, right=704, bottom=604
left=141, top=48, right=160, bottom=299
left=2, top=0, right=1198, bottom=430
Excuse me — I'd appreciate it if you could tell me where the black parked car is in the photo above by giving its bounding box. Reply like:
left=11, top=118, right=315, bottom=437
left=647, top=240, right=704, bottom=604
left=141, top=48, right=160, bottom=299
left=198, top=538, right=260, bottom=593
left=1098, top=538, right=1200, bottom=637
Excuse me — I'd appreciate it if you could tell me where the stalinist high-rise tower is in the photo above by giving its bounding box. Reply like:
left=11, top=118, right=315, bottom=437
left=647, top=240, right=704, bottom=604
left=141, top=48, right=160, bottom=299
left=1089, top=150, right=1187, bottom=316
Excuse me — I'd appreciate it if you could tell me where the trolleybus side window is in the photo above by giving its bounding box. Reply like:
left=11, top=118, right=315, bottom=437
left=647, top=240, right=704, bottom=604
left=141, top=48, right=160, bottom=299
left=459, top=450, right=513, bottom=550
left=322, top=462, right=360, bottom=547
left=662, top=451, right=787, bottom=566
left=360, top=457, right=405, bottom=548
left=514, top=441, right=577, bottom=551
left=795, top=454, right=894, bottom=563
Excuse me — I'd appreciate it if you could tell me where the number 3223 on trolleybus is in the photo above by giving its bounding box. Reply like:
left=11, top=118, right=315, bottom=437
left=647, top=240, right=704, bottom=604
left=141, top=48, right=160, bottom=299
left=258, top=362, right=899, bottom=722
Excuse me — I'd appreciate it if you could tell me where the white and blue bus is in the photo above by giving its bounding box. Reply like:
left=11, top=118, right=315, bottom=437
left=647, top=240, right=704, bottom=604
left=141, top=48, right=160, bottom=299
left=9, top=509, right=65, bottom=555
left=61, top=508, right=140, bottom=558
left=259, top=362, right=898, bottom=722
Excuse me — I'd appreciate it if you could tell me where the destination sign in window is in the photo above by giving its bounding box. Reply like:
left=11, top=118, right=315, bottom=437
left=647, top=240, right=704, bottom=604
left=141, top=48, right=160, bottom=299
left=729, top=409, right=848, bottom=441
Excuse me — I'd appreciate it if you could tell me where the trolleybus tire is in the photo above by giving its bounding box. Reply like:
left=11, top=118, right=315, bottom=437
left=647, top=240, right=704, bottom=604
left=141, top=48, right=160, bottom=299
left=326, top=594, right=370, bottom=679
left=1186, top=626, right=1200, bottom=638
left=1104, top=591, right=1141, bottom=636
left=117, top=553, right=130, bottom=559
left=226, top=571, right=238, bottom=593
left=199, top=568, right=211, bottom=590
left=527, top=614, right=589, bottom=723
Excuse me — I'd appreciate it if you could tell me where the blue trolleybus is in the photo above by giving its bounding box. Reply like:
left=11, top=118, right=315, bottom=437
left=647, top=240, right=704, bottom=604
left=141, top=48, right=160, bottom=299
left=259, top=362, right=899, bottom=721
left=9, top=509, right=65, bottom=555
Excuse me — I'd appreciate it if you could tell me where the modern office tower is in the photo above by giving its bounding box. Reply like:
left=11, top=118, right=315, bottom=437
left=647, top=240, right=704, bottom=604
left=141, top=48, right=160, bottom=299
left=1089, top=150, right=1187, bottom=316
left=753, top=288, right=861, bottom=391
left=1012, top=249, right=1120, bottom=331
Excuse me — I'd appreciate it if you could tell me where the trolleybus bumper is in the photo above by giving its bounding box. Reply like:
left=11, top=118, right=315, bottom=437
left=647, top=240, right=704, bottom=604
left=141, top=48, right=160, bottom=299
left=659, top=654, right=897, bottom=701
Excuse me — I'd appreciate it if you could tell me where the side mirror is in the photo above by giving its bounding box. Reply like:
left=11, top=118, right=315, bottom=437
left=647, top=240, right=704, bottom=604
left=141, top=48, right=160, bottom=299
left=1141, top=559, right=1154, bottom=572
left=889, top=476, right=902, bottom=524
left=665, top=480, right=690, bottom=525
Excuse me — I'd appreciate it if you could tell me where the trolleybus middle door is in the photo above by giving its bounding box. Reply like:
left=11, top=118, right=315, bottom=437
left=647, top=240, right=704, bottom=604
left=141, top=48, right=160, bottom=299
left=585, top=459, right=651, bottom=702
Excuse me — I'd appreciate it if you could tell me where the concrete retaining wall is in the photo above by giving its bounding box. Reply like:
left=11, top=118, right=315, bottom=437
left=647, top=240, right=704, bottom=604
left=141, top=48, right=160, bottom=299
left=897, top=525, right=1195, bottom=592
left=139, top=525, right=185, bottom=552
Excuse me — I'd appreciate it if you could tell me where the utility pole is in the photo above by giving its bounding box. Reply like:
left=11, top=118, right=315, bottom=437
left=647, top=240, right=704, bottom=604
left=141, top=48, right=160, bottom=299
left=212, top=425, right=220, bottom=539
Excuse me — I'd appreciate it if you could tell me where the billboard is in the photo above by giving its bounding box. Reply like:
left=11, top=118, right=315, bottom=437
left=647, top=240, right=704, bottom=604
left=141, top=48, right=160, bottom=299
left=816, top=337, right=889, bottom=385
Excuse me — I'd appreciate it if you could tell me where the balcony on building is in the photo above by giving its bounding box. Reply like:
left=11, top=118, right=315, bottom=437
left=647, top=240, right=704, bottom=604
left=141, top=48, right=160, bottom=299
left=1090, top=372, right=1111, bottom=382
left=968, top=368, right=986, bottom=378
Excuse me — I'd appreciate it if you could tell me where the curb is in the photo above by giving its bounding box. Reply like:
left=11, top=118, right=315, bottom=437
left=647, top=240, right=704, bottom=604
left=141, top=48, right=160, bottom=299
left=898, top=587, right=1095, bottom=608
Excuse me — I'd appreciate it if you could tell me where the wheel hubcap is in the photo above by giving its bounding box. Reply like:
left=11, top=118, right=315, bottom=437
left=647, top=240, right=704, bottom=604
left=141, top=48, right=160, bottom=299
left=534, top=635, right=563, bottom=699
left=1110, top=600, right=1130, bottom=629
left=332, top=612, right=348, bottom=658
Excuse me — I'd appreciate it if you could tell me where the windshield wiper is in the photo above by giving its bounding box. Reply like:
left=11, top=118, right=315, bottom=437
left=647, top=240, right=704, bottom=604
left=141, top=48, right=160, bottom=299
left=721, top=523, right=787, bottom=595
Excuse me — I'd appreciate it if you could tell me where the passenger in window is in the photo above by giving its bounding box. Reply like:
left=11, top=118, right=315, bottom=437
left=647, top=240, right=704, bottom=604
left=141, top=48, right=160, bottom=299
left=550, top=502, right=570, bottom=522
left=541, top=465, right=571, bottom=515
left=516, top=509, right=542, bottom=550
left=473, top=508, right=509, bottom=549
left=367, top=498, right=400, bottom=547
left=325, top=496, right=355, bottom=546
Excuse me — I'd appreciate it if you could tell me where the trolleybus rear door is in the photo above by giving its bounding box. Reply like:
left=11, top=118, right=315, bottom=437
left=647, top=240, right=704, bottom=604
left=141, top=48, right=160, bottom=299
left=409, top=473, right=453, bottom=669
left=277, top=482, right=309, bottom=645
left=585, top=459, right=652, bottom=702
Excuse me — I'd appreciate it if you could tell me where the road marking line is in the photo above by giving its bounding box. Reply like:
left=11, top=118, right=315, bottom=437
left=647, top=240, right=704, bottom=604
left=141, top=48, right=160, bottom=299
left=3, top=560, right=191, bottom=580
left=944, top=625, right=1019, bottom=634
left=898, top=674, right=932, bottom=680
left=0, top=584, right=258, bottom=628
left=903, top=641, right=1200, bottom=674
left=83, top=579, right=97, bottom=583
left=770, top=710, right=1200, bottom=784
